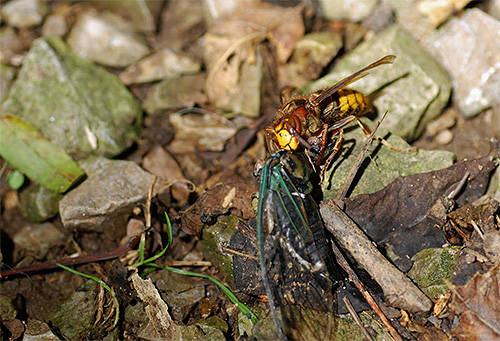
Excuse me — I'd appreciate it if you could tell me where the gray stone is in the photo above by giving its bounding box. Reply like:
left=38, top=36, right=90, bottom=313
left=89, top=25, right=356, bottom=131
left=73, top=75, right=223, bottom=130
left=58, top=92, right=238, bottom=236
left=120, top=48, right=201, bottom=85
left=42, top=13, right=68, bottom=37
left=0, top=293, right=17, bottom=320
left=430, top=9, right=500, bottom=117
left=0, top=27, right=23, bottom=64
left=407, top=247, right=459, bottom=300
left=151, top=271, right=206, bottom=322
left=59, top=157, right=165, bottom=238
left=203, top=30, right=263, bottom=118
left=305, top=24, right=451, bottom=142
left=0, top=0, right=49, bottom=28
left=99, top=0, right=164, bottom=32
left=67, top=10, right=150, bottom=68
left=321, top=118, right=456, bottom=199
left=12, top=222, right=65, bottom=259
left=2, top=37, right=142, bottom=157
left=318, top=0, right=377, bottom=22
left=49, top=280, right=98, bottom=340
left=143, top=73, right=207, bottom=114
left=0, top=63, right=15, bottom=102
left=21, top=184, right=63, bottom=222
left=23, top=319, right=59, bottom=341
left=490, top=0, right=500, bottom=21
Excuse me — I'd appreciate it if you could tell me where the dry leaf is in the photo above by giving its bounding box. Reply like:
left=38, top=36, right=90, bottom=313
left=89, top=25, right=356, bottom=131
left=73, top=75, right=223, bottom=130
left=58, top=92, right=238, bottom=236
left=449, top=263, right=500, bottom=340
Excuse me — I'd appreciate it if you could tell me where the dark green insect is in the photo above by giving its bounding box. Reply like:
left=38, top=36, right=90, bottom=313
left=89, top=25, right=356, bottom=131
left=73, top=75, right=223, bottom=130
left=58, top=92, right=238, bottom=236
left=256, top=150, right=341, bottom=340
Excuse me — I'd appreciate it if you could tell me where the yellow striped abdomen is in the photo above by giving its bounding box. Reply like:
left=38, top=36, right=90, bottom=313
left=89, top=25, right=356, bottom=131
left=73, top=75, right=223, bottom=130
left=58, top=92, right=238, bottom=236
left=321, top=89, right=371, bottom=123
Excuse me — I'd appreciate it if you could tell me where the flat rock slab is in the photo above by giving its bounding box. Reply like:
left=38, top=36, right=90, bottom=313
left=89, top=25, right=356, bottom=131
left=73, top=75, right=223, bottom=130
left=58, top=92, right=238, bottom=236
left=2, top=37, right=142, bottom=157
left=430, top=8, right=500, bottom=117
left=305, top=24, right=451, bottom=142
left=59, top=157, right=165, bottom=238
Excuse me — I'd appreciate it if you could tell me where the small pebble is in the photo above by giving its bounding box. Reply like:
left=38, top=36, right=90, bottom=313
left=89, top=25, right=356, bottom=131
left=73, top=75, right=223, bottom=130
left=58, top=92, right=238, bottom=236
left=435, top=129, right=454, bottom=145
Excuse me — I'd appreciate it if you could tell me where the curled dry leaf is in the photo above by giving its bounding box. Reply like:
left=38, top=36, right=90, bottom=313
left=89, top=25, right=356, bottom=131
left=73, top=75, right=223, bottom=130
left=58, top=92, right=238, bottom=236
left=343, top=156, right=496, bottom=271
left=129, top=271, right=180, bottom=339
left=203, top=2, right=304, bottom=116
left=449, top=263, right=500, bottom=340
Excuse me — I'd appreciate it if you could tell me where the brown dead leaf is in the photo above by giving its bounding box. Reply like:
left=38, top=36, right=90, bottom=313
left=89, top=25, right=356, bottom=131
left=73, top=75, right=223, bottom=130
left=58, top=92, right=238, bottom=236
left=343, top=156, right=496, bottom=271
left=203, top=2, right=304, bottom=116
left=130, top=271, right=180, bottom=339
left=179, top=171, right=256, bottom=235
left=449, top=263, right=500, bottom=340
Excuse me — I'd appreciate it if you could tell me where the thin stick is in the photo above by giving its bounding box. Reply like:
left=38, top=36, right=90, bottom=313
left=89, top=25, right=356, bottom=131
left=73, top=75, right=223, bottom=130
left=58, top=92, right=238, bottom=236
left=320, top=202, right=432, bottom=314
left=343, top=296, right=374, bottom=341
left=330, top=240, right=402, bottom=341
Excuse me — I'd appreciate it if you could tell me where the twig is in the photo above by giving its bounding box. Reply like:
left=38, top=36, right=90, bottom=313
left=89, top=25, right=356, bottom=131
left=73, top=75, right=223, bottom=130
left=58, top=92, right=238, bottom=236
left=1, top=235, right=141, bottom=278
left=331, top=241, right=402, bottom=341
left=162, top=260, right=212, bottom=267
left=343, top=296, right=374, bottom=341
left=320, top=201, right=432, bottom=314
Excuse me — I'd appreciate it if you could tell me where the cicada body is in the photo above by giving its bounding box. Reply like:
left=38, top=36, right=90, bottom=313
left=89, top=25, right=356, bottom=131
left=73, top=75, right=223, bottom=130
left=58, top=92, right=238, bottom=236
left=256, top=150, right=341, bottom=339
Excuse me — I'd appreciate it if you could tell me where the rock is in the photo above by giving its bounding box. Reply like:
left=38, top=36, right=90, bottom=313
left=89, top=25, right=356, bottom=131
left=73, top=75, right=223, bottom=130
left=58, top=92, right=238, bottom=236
left=430, top=9, right=500, bottom=117
left=1, top=37, right=142, bottom=157
left=490, top=0, right=500, bottom=21
left=204, top=32, right=263, bottom=117
left=59, top=157, right=166, bottom=238
left=12, top=222, right=65, bottom=260
left=0, top=293, right=17, bottom=320
left=0, top=0, right=49, bottom=28
left=120, top=48, right=201, bottom=85
left=425, top=109, right=457, bottom=137
left=41, top=14, right=68, bottom=37
left=318, top=0, right=377, bottom=22
left=435, top=129, right=454, bottom=146
left=143, top=73, right=207, bottom=114
left=0, top=27, right=24, bottom=64
left=196, top=316, right=228, bottom=340
left=157, top=0, right=205, bottom=50
left=321, top=118, right=456, bottom=198
left=21, top=184, right=63, bottom=222
left=67, top=10, right=150, bottom=68
left=407, top=247, right=459, bottom=300
left=151, top=271, right=206, bottom=322
left=0, top=63, right=15, bottom=102
left=23, top=319, right=59, bottom=341
left=99, top=0, right=164, bottom=32
left=361, top=2, right=395, bottom=32
left=417, top=0, right=472, bottom=27
left=305, top=24, right=451, bottom=142
left=142, top=146, right=191, bottom=206
left=200, top=215, right=238, bottom=284
left=169, top=110, right=237, bottom=152
left=49, top=280, right=98, bottom=340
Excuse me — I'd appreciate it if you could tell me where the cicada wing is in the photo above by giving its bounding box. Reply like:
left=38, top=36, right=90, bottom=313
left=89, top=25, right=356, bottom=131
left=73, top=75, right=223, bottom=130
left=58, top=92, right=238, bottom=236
left=257, top=152, right=340, bottom=340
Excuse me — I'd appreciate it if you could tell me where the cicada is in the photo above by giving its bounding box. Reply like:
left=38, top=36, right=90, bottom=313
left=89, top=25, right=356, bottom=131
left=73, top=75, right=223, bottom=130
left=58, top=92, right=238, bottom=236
left=266, top=55, right=405, bottom=167
left=256, top=150, right=341, bottom=339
